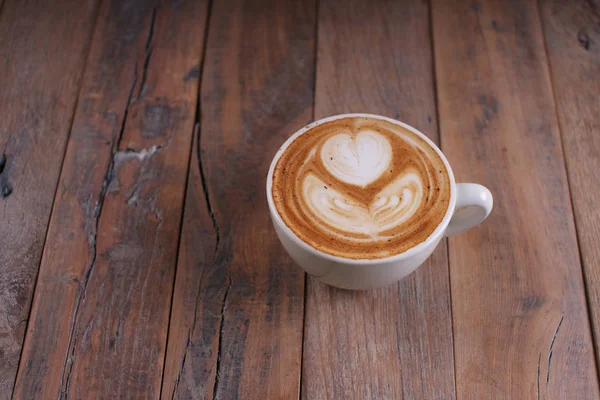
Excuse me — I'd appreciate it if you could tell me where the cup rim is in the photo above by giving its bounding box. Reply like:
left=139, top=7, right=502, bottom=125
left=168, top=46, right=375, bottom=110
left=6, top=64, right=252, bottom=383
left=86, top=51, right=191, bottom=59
left=266, top=113, right=457, bottom=265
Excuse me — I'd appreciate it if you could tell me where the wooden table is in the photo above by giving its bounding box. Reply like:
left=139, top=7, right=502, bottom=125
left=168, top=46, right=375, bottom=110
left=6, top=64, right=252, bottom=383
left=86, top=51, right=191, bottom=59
left=1, top=0, right=599, bottom=398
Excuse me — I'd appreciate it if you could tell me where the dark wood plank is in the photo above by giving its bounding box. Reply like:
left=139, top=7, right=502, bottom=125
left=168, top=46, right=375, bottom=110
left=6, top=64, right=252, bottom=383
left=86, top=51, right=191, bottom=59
left=160, top=0, right=316, bottom=398
left=539, top=0, right=600, bottom=370
left=302, top=0, right=456, bottom=398
left=432, top=0, right=600, bottom=397
left=0, top=0, right=99, bottom=395
left=13, top=0, right=207, bottom=397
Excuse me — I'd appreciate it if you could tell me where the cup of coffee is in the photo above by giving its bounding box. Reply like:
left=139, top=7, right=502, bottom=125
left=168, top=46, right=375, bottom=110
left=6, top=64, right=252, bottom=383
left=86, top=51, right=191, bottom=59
left=266, top=113, right=492, bottom=290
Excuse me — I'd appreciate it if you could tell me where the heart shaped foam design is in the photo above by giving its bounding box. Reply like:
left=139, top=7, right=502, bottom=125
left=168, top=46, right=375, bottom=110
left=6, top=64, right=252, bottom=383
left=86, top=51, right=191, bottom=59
left=320, top=129, right=392, bottom=187
left=302, top=172, right=423, bottom=238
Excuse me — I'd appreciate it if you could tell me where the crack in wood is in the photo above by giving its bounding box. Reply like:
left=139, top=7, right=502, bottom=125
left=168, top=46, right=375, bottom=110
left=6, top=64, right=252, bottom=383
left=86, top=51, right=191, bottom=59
left=144, top=7, right=157, bottom=53
left=169, top=273, right=230, bottom=400
left=170, top=334, right=191, bottom=400
left=169, top=203, right=211, bottom=400
left=139, top=7, right=157, bottom=99
left=212, top=275, right=232, bottom=400
left=167, top=0, right=214, bottom=390
left=537, top=353, right=541, bottom=400
left=546, top=315, right=564, bottom=386
left=192, top=0, right=219, bottom=262
left=58, top=68, right=138, bottom=399
left=0, top=152, right=12, bottom=198
left=197, top=124, right=220, bottom=261
left=170, top=269, right=204, bottom=400
left=395, top=324, right=402, bottom=358
left=139, top=47, right=154, bottom=98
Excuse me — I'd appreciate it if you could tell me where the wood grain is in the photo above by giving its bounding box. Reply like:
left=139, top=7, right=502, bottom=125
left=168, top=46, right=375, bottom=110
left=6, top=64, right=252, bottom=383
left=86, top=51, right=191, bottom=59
left=13, top=0, right=207, bottom=398
left=432, top=0, right=600, bottom=397
left=539, top=0, right=600, bottom=371
left=0, top=0, right=99, bottom=396
left=160, top=0, right=316, bottom=398
left=302, top=0, right=456, bottom=398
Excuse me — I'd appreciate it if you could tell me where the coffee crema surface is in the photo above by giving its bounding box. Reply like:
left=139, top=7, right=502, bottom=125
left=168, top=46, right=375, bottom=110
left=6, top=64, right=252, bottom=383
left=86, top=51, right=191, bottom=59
left=271, top=116, right=451, bottom=259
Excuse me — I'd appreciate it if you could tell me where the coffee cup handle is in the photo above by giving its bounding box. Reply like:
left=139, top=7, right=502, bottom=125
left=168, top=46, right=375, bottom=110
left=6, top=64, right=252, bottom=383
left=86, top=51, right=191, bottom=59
left=444, top=183, right=493, bottom=236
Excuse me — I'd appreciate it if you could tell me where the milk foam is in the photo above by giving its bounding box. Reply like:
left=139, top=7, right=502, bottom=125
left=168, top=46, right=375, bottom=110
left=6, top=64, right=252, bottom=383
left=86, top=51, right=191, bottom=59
left=311, top=129, right=424, bottom=237
left=302, top=173, right=377, bottom=237
left=320, top=129, right=391, bottom=187
left=370, top=171, right=423, bottom=232
left=271, top=116, right=450, bottom=259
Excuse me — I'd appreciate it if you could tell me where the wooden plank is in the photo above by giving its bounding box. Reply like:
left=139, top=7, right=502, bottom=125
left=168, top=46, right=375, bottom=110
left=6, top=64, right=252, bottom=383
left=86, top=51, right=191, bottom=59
left=13, top=0, right=207, bottom=398
left=432, top=0, right=600, bottom=397
left=539, top=0, right=600, bottom=370
left=0, top=0, right=99, bottom=396
left=160, top=0, right=316, bottom=398
left=302, top=0, right=456, bottom=398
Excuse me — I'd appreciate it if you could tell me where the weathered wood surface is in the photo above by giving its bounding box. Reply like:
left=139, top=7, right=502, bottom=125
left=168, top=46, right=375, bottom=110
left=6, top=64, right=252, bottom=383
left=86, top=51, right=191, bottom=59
left=3, top=0, right=600, bottom=397
left=540, top=0, right=600, bottom=370
left=13, top=0, right=207, bottom=398
left=432, top=0, right=600, bottom=397
left=161, top=0, right=316, bottom=398
left=302, top=0, right=456, bottom=398
left=0, top=0, right=99, bottom=396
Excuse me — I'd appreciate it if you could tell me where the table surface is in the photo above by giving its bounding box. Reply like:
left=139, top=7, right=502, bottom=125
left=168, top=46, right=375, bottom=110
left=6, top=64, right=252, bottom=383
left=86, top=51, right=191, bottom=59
left=1, top=0, right=600, bottom=398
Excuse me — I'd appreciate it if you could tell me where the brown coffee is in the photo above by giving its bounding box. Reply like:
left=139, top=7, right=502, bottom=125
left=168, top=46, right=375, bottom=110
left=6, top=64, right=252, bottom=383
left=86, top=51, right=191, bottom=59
left=271, top=116, right=451, bottom=259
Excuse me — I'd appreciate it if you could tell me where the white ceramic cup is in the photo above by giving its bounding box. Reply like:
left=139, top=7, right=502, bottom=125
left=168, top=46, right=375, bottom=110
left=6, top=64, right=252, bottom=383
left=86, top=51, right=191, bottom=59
left=266, top=113, right=493, bottom=290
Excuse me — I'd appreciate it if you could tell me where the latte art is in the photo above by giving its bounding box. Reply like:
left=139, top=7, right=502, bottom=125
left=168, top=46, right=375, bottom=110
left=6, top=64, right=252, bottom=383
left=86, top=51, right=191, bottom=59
left=320, top=130, right=391, bottom=187
left=302, top=174, right=377, bottom=237
left=272, top=116, right=451, bottom=259
left=302, top=170, right=423, bottom=239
